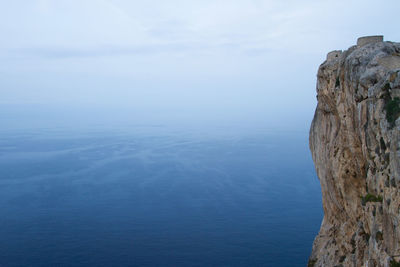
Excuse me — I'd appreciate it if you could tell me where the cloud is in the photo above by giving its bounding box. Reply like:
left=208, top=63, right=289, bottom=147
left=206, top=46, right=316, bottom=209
left=10, top=43, right=210, bottom=59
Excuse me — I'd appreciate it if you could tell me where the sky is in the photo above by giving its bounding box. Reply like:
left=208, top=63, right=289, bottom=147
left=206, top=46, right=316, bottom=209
left=0, top=0, right=399, bottom=129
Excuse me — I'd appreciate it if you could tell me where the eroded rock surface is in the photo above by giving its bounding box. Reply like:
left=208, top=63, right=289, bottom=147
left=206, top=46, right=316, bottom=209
left=309, top=37, right=400, bottom=267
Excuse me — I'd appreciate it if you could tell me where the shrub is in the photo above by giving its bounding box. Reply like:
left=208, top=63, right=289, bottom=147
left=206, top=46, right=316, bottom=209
left=308, top=259, right=317, bottom=267
left=385, top=97, right=400, bottom=127
left=361, top=193, right=383, bottom=206
left=390, top=259, right=400, bottom=267
left=383, top=83, right=391, bottom=91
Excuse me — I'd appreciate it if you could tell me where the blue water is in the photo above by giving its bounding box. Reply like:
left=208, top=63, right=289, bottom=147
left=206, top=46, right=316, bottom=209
left=0, top=125, right=322, bottom=266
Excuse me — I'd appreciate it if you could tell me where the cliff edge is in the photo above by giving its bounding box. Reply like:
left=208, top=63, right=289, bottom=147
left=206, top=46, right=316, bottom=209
left=309, top=36, right=400, bottom=267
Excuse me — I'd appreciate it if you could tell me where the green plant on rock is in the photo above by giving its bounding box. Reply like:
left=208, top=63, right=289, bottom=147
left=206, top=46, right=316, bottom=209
left=390, top=259, right=400, bottom=267
left=385, top=97, right=400, bottom=128
left=361, top=193, right=383, bottom=206
left=383, top=83, right=391, bottom=91
left=308, top=259, right=317, bottom=267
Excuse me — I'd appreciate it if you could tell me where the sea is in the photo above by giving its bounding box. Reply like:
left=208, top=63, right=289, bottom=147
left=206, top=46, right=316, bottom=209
left=0, top=109, right=322, bottom=266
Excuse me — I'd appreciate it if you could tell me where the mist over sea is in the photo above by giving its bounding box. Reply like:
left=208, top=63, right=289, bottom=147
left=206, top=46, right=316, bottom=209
left=1, top=0, right=398, bottom=265
left=0, top=105, right=322, bottom=266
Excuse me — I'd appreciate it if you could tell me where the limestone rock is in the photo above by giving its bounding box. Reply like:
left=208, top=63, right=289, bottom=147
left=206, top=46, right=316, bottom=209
left=309, top=36, right=400, bottom=267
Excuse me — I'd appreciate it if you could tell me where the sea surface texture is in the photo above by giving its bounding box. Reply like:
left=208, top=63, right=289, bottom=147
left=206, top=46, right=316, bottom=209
left=0, top=125, right=322, bottom=266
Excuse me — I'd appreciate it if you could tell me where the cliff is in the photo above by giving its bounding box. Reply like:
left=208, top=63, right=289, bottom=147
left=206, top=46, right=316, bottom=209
left=309, top=36, right=400, bottom=267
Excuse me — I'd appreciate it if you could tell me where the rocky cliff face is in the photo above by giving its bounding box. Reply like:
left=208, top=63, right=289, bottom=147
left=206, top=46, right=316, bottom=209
left=309, top=36, right=400, bottom=267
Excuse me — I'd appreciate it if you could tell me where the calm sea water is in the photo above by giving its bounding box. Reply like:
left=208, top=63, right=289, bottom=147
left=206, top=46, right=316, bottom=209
left=0, top=124, right=322, bottom=266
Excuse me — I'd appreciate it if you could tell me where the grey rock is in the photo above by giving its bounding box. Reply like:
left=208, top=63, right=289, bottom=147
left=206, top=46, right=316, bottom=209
left=309, top=36, right=400, bottom=267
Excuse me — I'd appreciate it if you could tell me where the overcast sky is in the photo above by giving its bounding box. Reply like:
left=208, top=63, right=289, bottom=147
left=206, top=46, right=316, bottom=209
left=0, top=0, right=399, bottom=128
